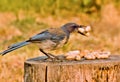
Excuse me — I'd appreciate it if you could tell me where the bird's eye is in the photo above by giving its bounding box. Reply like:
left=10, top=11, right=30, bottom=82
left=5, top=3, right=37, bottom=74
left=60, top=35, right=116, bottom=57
left=72, top=25, right=79, bottom=28
left=73, top=25, right=77, bottom=28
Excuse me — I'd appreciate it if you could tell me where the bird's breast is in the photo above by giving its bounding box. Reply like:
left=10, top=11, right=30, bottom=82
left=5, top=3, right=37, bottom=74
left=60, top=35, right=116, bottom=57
left=39, top=40, right=56, bottom=50
left=39, top=36, right=67, bottom=51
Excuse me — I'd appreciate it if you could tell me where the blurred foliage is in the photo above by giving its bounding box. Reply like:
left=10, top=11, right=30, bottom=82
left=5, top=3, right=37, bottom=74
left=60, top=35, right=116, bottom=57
left=12, top=17, right=36, bottom=33
left=0, top=0, right=119, bottom=17
left=0, top=0, right=102, bottom=16
left=0, top=0, right=120, bottom=56
left=0, top=0, right=120, bottom=54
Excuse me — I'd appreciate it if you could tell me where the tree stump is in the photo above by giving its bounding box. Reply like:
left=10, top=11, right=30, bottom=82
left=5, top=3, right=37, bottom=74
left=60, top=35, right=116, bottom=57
left=24, top=55, right=120, bottom=82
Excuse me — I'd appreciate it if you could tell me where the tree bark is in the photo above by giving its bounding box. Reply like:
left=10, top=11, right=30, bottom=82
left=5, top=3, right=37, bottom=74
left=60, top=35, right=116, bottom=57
left=24, top=55, right=120, bottom=82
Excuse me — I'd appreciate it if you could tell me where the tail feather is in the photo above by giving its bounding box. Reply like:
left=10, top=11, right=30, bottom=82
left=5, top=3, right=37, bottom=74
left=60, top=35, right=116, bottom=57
left=8, top=41, right=29, bottom=48
left=0, top=41, right=30, bottom=56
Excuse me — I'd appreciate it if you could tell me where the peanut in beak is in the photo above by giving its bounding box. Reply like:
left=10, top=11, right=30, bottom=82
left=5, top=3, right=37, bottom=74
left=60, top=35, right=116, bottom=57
left=78, top=25, right=91, bottom=36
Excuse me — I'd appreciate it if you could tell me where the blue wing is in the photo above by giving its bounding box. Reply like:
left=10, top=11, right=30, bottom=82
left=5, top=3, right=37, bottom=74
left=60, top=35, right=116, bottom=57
left=28, top=29, right=66, bottom=43
left=29, top=30, right=52, bottom=42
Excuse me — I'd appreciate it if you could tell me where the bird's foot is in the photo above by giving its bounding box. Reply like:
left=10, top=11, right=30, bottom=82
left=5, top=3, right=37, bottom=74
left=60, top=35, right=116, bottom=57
left=44, top=53, right=63, bottom=62
left=44, top=57, right=57, bottom=62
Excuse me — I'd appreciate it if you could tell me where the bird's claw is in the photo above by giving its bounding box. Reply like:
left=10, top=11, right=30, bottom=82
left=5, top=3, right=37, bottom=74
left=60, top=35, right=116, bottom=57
left=44, top=55, right=63, bottom=62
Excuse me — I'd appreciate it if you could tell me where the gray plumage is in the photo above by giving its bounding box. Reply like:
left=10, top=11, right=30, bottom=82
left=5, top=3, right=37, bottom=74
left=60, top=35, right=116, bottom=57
left=0, top=23, right=89, bottom=59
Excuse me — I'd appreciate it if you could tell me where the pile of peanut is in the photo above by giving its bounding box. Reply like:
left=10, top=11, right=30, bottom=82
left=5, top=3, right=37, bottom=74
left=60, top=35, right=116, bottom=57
left=65, top=50, right=111, bottom=61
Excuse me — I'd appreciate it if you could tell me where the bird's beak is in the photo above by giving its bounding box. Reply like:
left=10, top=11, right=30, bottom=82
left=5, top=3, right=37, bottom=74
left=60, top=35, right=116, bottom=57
left=77, top=26, right=91, bottom=36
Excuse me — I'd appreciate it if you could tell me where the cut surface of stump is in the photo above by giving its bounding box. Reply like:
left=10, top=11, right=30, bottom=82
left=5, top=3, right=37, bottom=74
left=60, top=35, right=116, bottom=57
left=24, top=55, right=120, bottom=82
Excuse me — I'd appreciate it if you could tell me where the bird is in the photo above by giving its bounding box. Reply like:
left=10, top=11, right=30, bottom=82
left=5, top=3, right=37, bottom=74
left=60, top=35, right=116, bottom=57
left=0, top=23, right=91, bottom=60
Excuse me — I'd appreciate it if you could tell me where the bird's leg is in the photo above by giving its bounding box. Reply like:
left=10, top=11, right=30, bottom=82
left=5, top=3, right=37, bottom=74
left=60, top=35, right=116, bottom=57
left=39, top=49, right=53, bottom=58
left=39, top=49, right=62, bottom=61
left=47, top=53, right=59, bottom=60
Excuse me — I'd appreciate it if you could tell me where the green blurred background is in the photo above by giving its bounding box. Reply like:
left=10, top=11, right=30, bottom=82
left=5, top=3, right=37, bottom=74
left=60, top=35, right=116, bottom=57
left=0, top=0, right=120, bottom=82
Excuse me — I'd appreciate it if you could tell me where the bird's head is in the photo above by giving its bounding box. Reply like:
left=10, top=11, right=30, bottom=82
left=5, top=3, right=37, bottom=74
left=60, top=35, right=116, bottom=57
left=62, top=23, right=80, bottom=33
left=62, top=23, right=91, bottom=36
